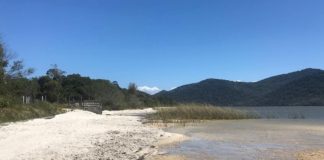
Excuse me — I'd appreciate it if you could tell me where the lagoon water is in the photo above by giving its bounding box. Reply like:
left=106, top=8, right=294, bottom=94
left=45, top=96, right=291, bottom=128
left=163, top=106, right=324, bottom=160
left=238, top=106, right=324, bottom=119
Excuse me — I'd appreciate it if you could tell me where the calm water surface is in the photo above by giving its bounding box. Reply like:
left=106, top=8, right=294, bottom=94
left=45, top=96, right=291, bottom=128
left=163, top=106, right=324, bottom=160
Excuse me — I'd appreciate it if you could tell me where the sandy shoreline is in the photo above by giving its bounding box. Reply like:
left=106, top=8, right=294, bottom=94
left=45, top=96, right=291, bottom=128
left=0, top=108, right=185, bottom=160
left=2, top=108, right=323, bottom=160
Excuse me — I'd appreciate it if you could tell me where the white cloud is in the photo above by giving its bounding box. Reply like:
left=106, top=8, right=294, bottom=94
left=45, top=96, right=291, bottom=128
left=169, top=87, right=177, bottom=91
left=138, top=86, right=161, bottom=95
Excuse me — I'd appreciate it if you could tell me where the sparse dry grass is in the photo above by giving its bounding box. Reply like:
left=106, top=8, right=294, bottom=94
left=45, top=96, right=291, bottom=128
left=147, top=104, right=260, bottom=123
left=0, top=102, right=65, bottom=123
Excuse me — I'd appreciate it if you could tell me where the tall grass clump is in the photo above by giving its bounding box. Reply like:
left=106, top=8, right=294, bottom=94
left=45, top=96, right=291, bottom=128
left=147, top=104, right=260, bottom=123
left=0, top=101, right=65, bottom=123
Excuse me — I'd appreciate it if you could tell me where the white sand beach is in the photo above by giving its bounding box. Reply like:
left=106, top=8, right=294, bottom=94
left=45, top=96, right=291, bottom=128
left=3, top=108, right=324, bottom=160
left=0, top=109, right=183, bottom=160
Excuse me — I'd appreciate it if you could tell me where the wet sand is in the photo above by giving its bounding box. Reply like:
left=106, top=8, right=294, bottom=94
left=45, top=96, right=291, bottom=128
left=149, top=155, right=187, bottom=160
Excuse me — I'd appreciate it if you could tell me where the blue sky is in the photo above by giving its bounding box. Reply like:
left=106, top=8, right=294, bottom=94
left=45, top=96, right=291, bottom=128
left=0, top=0, right=323, bottom=94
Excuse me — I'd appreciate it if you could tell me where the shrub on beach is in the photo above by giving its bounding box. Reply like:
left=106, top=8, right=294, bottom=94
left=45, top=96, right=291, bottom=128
left=0, top=97, right=9, bottom=108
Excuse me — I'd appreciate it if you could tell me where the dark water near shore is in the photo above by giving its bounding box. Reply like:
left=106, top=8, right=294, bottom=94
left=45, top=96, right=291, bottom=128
left=163, top=106, right=324, bottom=160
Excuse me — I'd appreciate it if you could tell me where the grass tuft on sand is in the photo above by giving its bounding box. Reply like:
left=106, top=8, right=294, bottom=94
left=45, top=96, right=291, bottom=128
left=0, top=102, right=65, bottom=123
left=147, top=104, right=259, bottom=123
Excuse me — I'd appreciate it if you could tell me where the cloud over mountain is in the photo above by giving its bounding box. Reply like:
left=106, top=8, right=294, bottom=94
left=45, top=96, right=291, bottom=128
left=138, top=86, right=161, bottom=95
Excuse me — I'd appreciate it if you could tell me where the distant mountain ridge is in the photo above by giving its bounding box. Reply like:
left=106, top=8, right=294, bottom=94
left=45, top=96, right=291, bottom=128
left=156, top=68, right=324, bottom=106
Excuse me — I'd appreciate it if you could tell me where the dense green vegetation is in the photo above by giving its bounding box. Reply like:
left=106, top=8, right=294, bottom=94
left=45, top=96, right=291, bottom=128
left=0, top=39, right=173, bottom=123
left=156, top=69, right=324, bottom=106
left=147, top=104, right=259, bottom=123
left=33, top=70, right=167, bottom=110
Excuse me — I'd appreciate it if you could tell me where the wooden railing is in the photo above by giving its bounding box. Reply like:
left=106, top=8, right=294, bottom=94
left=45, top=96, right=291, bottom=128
left=82, top=101, right=102, bottom=114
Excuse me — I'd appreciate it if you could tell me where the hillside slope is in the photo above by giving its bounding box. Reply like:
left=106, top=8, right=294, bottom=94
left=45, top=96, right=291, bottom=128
left=156, top=68, right=324, bottom=106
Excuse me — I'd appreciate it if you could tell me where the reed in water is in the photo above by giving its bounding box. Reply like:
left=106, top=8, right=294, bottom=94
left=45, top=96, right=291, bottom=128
left=147, top=104, right=260, bottom=123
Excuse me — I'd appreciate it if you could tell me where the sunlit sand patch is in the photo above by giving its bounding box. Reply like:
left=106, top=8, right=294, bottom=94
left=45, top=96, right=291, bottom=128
left=297, top=150, right=324, bottom=160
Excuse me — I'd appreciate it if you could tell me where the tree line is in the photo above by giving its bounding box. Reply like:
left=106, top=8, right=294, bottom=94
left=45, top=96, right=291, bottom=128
left=0, top=40, right=172, bottom=110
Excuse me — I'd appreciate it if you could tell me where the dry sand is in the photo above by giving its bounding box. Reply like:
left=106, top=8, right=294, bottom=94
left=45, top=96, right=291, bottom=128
left=297, top=150, right=324, bottom=160
left=0, top=109, right=184, bottom=160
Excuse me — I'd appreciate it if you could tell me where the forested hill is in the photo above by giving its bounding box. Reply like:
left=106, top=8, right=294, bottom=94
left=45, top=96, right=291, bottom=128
left=156, top=68, right=324, bottom=106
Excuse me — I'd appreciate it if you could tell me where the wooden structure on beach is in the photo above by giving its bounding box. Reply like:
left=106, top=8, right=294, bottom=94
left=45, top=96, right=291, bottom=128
left=81, top=100, right=103, bottom=114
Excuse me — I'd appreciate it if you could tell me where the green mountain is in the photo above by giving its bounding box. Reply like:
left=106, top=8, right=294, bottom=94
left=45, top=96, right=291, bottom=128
left=156, top=68, right=324, bottom=106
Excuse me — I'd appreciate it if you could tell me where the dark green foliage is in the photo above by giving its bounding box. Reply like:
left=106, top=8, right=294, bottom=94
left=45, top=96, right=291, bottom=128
left=62, top=74, right=92, bottom=100
left=36, top=72, right=164, bottom=110
left=156, top=69, right=324, bottom=106
left=0, top=65, right=165, bottom=111
left=0, top=97, right=9, bottom=108
left=0, top=41, right=8, bottom=84
left=46, top=64, right=65, bottom=81
left=128, top=83, right=137, bottom=95
left=259, top=71, right=324, bottom=106
left=38, top=75, right=62, bottom=102
left=7, top=60, right=34, bottom=79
